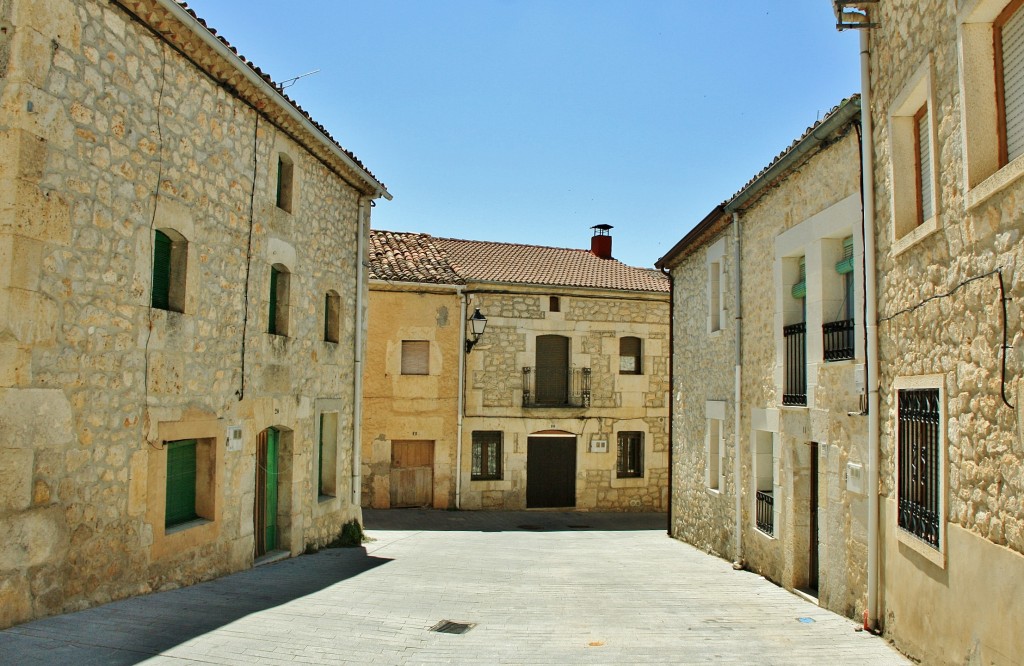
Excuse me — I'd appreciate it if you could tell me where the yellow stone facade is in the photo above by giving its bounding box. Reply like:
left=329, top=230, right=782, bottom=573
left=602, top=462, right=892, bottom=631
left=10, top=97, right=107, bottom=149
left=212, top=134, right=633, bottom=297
left=0, top=0, right=386, bottom=628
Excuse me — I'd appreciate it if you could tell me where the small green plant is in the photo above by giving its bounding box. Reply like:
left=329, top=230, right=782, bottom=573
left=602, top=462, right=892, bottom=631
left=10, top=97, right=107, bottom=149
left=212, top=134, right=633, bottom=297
left=338, top=520, right=364, bottom=547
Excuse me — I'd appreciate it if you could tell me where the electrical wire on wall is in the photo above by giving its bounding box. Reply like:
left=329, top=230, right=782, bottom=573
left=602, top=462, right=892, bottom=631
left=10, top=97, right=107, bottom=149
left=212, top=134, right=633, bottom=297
left=143, top=41, right=169, bottom=451
left=878, top=267, right=1015, bottom=409
left=236, top=113, right=260, bottom=401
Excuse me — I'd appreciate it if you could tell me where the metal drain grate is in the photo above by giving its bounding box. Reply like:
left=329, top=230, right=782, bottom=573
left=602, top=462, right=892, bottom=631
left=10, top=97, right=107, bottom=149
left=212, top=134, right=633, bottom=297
left=430, top=620, right=476, bottom=634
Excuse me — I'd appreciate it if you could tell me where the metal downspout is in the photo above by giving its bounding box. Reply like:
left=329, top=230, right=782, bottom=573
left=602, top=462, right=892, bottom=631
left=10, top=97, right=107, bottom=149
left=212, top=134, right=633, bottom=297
left=352, top=198, right=367, bottom=508
left=456, top=293, right=468, bottom=509
left=860, top=26, right=882, bottom=631
left=663, top=267, right=674, bottom=535
left=732, top=212, right=743, bottom=565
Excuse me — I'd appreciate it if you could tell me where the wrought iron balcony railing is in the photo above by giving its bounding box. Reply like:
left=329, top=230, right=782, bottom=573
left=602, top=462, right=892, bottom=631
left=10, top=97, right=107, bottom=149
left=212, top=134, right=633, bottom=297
left=782, top=322, right=807, bottom=406
left=823, top=318, right=855, bottom=362
left=522, top=366, right=591, bottom=408
left=756, top=490, right=774, bottom=536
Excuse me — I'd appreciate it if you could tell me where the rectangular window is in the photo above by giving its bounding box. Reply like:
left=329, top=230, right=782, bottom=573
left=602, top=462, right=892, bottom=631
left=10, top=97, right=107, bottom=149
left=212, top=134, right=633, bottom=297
left=619, top=336, right=642, bottom=374
left=706, top=419, right=723, bottom=490
left=269, top=265, right=290, bottom=336
left=401, top=340, right=430, bottom=375
left=709, top=261, right=721, bottom=332
left=165, top=439, right=198, bottom=528
left=897, top=388, right=942, bottom=549
left=753, top=430, right=776, bottom=537
left=152, top=229, right=187, bottom=313
left=549, top=296, right=560, bottom=312
left=276, top=154, right=294, bottom=212
left=915, top=105, right=934, bottom=224
left=324, top=291, right=340, bottom=343
left=318, top=412, right=338, bottom=498
left=471, top=431, right=503, bottom=480
left=616, top=431, right=643, bottom=478
left=824, top=237, right=856, bottom=362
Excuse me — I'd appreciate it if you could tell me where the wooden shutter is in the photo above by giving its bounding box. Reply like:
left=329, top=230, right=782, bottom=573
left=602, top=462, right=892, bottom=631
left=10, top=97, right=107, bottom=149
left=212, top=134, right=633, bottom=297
left=791, top=257, right=807, bottom=299
left=152, top=230, right=172, bottom=310
left=1001, top=4, right=1024, bottom=162
left=401, top=340, right=430, bottom=375
left=165, top=439, right=197, bottom=527
left=536, top=335, right=569, bottom=404
left=915, top=106, right=934, bottom=223
left=619, top=336, right=641, bottom=374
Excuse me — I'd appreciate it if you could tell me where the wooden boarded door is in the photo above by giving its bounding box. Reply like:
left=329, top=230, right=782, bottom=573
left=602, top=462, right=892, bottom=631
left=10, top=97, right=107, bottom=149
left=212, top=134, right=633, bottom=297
left=526, top=437, right=577, bottom=508
left=390, top=440, right=434, bottom=508
left=255, top=427, right=279, bottom=556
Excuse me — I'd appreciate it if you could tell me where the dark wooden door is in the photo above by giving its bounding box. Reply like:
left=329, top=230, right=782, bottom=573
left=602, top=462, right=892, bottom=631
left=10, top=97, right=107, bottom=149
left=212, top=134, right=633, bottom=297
left=390, top=440, right=434, bottom=508
left=535, top=335, right=569, bottom=405
left=808, top=441, right=819, bottom=593
left=526, top=437, right=576, bottom=508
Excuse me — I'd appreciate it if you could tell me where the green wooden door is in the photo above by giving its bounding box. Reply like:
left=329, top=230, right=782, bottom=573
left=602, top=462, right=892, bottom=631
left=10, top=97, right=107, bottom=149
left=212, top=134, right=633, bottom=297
left=255, top=428, right=280, bottom=556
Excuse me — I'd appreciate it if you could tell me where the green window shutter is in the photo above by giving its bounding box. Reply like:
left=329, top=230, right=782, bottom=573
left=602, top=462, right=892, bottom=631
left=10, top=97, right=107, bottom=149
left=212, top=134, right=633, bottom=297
left=268, top=267, right=279, bottom=334
left=165, top=439, right=198, bottom=527
left=835, top=236, right=855, bottom=275
left=791, top=257, right=807, bottom=299
left=152, top=231, right=172, bottom=310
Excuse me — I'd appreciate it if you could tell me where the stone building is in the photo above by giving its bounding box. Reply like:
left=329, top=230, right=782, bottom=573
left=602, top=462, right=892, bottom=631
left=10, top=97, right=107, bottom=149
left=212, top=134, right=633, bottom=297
left=657, top=97, right=868, bottom=615
left=0, top=0, right=388, bottom=628
left=839, top=0, right=1024, bottom=662
left=362, top=228, right=670, bottom=511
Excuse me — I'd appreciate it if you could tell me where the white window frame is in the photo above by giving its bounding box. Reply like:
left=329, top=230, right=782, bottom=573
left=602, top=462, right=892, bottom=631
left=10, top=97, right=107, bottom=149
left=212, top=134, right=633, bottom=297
left=707, top=237, right=727, bottom=334
left=705, top=400, right=726, bottom=492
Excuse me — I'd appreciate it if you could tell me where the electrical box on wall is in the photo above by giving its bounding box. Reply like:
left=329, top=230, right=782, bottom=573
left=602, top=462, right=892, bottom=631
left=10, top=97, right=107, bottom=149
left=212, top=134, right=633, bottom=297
left=590, top=439, right=608, bottom=453
left=226, top=426, right=243, bottom=452
left=854, top=364, right=866, bottom=393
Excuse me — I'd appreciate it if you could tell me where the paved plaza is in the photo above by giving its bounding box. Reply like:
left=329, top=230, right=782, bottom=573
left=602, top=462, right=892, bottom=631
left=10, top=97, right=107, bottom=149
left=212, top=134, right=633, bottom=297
left=0, top=510, right=910, bottom=664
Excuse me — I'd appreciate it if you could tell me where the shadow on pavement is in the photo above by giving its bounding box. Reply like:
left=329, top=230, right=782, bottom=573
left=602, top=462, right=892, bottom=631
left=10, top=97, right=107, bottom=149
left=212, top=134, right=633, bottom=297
left=363, top=508, right=668, bottom=533
left=1, top=547, right=391, bottom=666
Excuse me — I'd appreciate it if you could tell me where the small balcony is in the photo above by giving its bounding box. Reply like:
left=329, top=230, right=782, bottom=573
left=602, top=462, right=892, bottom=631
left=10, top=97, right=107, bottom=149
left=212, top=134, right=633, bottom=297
left=522, top=366, right=591, bottom=408
left=756, top=490, right=774, bottom=536
left=782, top=322, right=807, bottom=406
left=823, top=318, right=855, bottom=362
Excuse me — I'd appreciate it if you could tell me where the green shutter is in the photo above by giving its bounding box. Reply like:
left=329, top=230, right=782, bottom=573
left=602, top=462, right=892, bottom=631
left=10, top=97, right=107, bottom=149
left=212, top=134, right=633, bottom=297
left=152, top=231, right=172, bottom=310
left=264, top=428, right=279, bottom=551
left=268, top=267, right=279, bottom=334
left=318, top=414, right=324, bottom=495
left=165, top=439, right=197, bottom=527
left=835, top=236, right=855, bottom=275
left=791, top=257, right=807, bottom=299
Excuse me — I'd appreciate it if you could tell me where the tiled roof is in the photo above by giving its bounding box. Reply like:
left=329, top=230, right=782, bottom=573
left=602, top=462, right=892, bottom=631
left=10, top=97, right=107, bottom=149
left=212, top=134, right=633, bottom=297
left=368, top=230, right=465, bottom=285
left=369, top=230, right=667, bottom=292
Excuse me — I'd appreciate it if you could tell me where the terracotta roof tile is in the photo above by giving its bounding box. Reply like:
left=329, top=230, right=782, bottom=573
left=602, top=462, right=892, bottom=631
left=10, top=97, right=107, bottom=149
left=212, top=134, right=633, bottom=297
left=368, top=230, right=465, bottom=285
left=369, top=230, right=667, bottom=292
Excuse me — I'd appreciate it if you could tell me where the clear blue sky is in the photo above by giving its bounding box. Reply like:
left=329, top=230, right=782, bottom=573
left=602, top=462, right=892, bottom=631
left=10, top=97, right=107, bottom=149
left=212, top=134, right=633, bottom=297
left=185, top=1, right=860, bottom=268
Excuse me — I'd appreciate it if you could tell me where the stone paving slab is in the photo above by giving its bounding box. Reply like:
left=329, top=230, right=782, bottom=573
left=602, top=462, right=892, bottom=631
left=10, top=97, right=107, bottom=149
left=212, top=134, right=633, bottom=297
left=0, top=510, right=910, bottom=664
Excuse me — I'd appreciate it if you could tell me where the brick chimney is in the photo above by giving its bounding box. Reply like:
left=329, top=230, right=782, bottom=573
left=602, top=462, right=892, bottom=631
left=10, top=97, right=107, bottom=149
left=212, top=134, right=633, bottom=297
left=590, top=224, right=613, bottom=259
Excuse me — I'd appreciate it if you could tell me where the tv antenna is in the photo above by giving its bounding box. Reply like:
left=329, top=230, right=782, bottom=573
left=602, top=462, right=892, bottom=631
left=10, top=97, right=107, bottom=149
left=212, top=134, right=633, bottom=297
left=277, top=69, right=320, bottom=91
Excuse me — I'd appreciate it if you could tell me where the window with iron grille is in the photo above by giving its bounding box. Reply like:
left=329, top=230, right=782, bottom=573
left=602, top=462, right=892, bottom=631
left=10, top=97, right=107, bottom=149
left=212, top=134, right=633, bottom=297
left=471, top=431, right=502, bottom=481
left=616, top=431, right=643, bottom=478
left=165, top=439, right=198, bottom=528
left=401, top=340, right=429, bottom=375
left=897, top=387, right=942, bottom=549
left=619, top=336, right=642, bottom=374
left=824, top=237, right=856, bottom=362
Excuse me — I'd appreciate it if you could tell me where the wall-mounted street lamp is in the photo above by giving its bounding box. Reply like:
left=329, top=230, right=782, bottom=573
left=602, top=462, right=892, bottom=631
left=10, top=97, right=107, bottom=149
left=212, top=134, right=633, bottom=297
left=465, top=308, right=488, bottom=353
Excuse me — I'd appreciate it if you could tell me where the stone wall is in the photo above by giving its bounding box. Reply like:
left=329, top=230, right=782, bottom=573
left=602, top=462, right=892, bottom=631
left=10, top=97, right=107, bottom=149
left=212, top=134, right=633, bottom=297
left=461, top=287, right=670, bottom=511
left=868, top=1, right=1024, bottom=662
left=0, top=0, right=379, bottom=628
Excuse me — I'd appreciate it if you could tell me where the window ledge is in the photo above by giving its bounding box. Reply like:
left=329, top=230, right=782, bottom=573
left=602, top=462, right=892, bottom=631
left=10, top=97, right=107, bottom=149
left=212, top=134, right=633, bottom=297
left=611, top=475, right=646, bottom=488
left=317, top=494, right=336, bottom=504
left=705, top=487, right=721, bottom=496
left=709, top=329, right=723, bottom=338
left=164, top=517, right=211, bottom=536
left=754, top=526, right=776, bottom=541
left=966, top=152, right=1024, bottom=211
left=896, top=526, right=946, bottom=569
left=892, top=215, right=939, bottom=256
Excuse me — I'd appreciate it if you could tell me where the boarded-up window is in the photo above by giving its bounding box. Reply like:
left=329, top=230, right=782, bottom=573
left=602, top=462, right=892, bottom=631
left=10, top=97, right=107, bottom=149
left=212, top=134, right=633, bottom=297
left=535, top=335, right=569, bottom=404
left=999, top=2, right=1024, bottom=164
left=401, top=340, right=430, bottom=375
left=471, top=431, right=503, bottom=480
left=619, top=336, right=642, bottom=374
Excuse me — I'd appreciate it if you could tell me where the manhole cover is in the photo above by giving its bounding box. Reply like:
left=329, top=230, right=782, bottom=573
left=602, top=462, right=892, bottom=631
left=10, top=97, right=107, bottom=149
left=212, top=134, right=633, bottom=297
left=430, top=620, right=475, bottom=634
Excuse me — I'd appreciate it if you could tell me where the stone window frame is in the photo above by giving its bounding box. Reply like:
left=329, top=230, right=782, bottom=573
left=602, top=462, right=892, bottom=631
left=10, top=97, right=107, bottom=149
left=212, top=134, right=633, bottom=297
left=147, top=418, right=223, bottom=561
left=706, top=237, right=727, bottom=335
left=888, top=56, right=941, bottom=255
left=959, top=0, right=1024, bottom=208
left=151, top=228, right=188, bottom=313
left=893, top=374, right=947, bottom=569
left=705, top=400, right=726, bottom=493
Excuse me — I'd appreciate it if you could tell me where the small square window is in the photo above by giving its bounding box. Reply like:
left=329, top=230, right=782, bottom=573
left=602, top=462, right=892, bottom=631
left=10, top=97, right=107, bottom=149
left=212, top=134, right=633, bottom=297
left=471, top=431, right=502, bottom=480
left=401, top=340, right=429, bottom=375
left=616, top=431, right=643, bottom=478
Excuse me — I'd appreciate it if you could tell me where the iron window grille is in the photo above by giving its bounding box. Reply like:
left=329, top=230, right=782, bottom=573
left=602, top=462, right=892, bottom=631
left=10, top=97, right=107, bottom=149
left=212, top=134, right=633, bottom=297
left=522, top=366, right=591, bottom=408
left=471, top=431, right=503, bottom=481
left=782, top=322, right=807, bottom=406
left=897, top=388, right=941, bottom=549
left=756, top=490, right=774, bottom=536
left=616, top=431, right=643, bottom=478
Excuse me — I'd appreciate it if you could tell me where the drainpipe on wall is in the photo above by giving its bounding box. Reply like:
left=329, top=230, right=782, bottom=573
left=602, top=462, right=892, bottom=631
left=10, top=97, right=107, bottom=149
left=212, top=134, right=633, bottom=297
left=352, top=197, right=368, bottom=508
left=732, top=212, right=744, bottom=567
left=456, top=292, right=468, bottom=509
left=662, top=267, right=674, bottom=535
left=859, top=25, right=882, bottom=632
